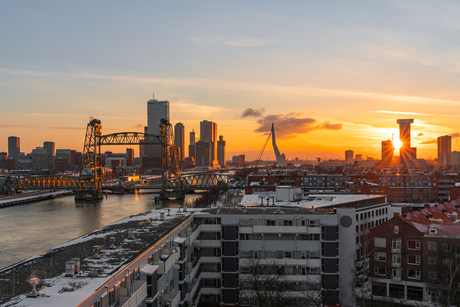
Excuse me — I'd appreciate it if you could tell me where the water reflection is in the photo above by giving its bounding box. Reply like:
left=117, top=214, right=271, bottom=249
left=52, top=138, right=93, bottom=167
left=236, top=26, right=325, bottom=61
left=0, top=192, right=199, bottom=269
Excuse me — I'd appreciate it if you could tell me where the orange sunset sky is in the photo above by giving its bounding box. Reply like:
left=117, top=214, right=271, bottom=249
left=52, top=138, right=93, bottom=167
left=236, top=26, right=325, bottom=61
left=1, top=1, right=460, bottom=161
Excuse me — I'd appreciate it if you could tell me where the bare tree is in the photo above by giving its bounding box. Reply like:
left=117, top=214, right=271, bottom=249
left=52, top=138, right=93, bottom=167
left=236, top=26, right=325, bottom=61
left=429, top=242, right=460, bottom=307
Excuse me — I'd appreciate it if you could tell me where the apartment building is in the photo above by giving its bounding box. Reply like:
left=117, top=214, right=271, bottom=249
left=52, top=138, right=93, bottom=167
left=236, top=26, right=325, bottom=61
left=369, top=200, right=460, bottom=305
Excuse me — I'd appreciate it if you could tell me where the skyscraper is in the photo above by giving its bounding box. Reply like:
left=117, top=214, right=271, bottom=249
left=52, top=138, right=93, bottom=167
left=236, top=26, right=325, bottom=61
left=217, top=135, right=226, bottom=167
left=200, top=120, right=217, bottom=164
left=8, top=136, right=20, bottom=160
left=147, top=95, right=170, bottom=157
left=195, top=140, right=211, bottom=168
left=189, top=130, right=196, bottom=160
left=43, top=141, right=55, bottom=170
left=381, top=140, right=394, bottom=167
left=397, top=119, right=414, bottom=168
left=438, top=135, right=452, bottom=168
left=174, top=123, right=185, bottom=162
left=345, top=150, right=354, bottom=164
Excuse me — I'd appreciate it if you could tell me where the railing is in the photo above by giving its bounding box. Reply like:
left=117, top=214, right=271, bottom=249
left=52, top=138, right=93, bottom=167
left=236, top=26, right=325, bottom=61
left=170, top=289, right=181, bottom=307
left=154, top=248, right=180, bottom=274
left=121, top=281, right=147, bottom=307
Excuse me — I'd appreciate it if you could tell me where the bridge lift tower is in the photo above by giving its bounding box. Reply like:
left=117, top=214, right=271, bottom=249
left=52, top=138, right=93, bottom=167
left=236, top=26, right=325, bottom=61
left=75, top=118, right=182, bottom=200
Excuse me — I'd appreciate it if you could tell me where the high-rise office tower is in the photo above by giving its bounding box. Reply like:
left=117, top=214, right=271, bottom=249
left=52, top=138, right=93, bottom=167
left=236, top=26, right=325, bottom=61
left=200, top=120, right=217, bottom=164
left=345, top=150, right=354, bottom=164
left=397, top=119, right=414, bottom=168
left=8, top=136, right=20, bottom=160
left=189, top=130, right=196, bottom=160
left=438, top=135, right=452, bottom=168
left=195, top=140, right=211, bottom=168
left=146, top=95, right=170, bottom=158
left=43, top=141, right=55, bottom=170
left=174, top=123, right=185, bottom=162
left=381, top=140, right=394, bottom=167
left=217, top=135, right=226, bottom=167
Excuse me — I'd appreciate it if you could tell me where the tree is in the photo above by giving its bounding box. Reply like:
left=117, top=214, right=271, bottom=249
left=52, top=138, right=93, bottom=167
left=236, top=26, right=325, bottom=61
left=430, top=242, right=460, bottom=307
left=238, top=258, right=326, bottom=307
left=238, top=258, right=289, bottom=307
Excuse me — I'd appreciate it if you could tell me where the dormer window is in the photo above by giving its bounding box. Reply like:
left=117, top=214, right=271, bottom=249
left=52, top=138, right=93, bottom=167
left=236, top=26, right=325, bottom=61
left=429, top=227, right=438, bottom=235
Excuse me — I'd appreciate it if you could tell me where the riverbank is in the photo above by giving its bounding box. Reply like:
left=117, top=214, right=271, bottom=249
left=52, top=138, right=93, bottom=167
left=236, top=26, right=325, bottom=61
left=0, top=190, right=74, bottom=208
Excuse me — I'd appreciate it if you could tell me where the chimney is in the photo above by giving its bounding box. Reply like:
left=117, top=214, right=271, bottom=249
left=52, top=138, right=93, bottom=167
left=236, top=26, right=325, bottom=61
left=394, top=212, right=400, bottom=218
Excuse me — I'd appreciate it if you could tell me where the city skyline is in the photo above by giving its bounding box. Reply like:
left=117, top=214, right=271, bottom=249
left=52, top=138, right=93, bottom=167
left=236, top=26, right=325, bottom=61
left=1, top=1, right=460, bottom=160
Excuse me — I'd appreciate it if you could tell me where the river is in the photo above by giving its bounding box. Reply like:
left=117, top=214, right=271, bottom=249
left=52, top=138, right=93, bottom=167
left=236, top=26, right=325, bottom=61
left=0, top=191, right=199, bottom=270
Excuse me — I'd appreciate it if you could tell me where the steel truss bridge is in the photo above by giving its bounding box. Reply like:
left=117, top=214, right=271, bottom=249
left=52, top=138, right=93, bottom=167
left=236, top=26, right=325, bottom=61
left=5, top=118, right=227, bottom=199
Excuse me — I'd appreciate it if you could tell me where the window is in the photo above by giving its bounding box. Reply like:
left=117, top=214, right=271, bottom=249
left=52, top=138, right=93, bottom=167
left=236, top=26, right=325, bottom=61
left=392, top=254, right=401, bottom=265
left=374, top=266, right=386, bottom=276
left=429, top=241, right=437, bottom=250
left=408, top=255, right=421, bottom=265
left=374, top=238, right=386, bottom=248
left=408, top=269, right=420, bottom=279
left=408, top=240, right=420, bottom=250
left=429, top=271, right=437, bottom=280
left=444, top=243, right=452, bottom=252
left=374, top=252, right=386, bottom=262
left=429, top=257, right=438, bottom=266
left=392, top=239, right=401, bottom=251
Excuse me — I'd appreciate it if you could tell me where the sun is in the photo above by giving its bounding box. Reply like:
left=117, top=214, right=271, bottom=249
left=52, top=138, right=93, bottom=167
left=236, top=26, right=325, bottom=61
left=393, top=139, right=402, bottom=150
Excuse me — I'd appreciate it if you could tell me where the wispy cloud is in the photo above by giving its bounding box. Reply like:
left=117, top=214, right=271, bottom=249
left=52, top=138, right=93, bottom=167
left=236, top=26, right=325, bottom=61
left=2, top=68, right=460, bottom=106
left=0, top=124, right=83, bottom=130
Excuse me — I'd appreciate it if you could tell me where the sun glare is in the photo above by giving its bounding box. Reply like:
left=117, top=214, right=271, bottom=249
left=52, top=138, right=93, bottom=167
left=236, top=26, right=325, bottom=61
left=393, top=139, right=402, bottom=150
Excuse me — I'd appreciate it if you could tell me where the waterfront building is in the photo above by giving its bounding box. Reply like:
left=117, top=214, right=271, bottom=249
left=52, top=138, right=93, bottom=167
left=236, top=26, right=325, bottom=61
left=437, top=135, right=451, bottom=168
left=5, top=191, right=394, bottom=307
left=217, top=135, right=226, bottom=167
left=8, top=136, right=20, bottom=160
left=55, top=149, right=71, bottom=171
left=126, top=148, right=134, bottom=166
left=31, top=147, right=48, bottom=169
left=174, top=123, right=185, bottom=162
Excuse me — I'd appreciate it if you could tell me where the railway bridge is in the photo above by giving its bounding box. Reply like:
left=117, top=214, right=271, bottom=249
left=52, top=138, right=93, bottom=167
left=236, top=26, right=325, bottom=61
left=4, top=118, right=227, bottom=200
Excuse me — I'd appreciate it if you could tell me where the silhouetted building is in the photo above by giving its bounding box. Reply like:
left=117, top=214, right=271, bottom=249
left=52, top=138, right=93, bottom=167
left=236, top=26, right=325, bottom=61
left=355, top=154, right=363, bottom=161
left=345, top=150, right=354, bottom=164
left=0, top=152, right=7, bottom=161
left=217, top=135, right=226, bottom=167
left=437, top=135, right=451, bottom=168
left=200, top=120, right=217, bottom=164
left=189, top=130, right=196, bottom=160
left=31, top=147, right=48, bottom=169
left=397, top=119, right=414, bottom=168
left=8, top=136, right=20, bottom=160
left=452, top=151, right=460, bottom=167
left=70, top=150, right=81, bottom=167
left=146, top=95, right=169, bottom=159
left=43, top=141, right=55, bottom=170
left=195, top=140, right=211, bottom=168
left=381, top=140, right=394, bottom=167
left=55, top=149, right=71, bottom=171
left=174, top=123, right=185, bottom=162
left=126, top=148, right=134, bottom=166
left=232, top=154, right=245, bottom=166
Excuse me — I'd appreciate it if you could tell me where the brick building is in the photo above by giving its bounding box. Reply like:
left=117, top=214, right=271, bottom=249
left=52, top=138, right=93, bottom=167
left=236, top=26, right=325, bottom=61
left=369, top=200, right=460, bottom=305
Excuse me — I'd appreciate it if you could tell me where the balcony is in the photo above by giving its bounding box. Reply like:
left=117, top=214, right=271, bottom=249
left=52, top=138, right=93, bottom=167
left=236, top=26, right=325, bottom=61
left=391, top=262, right=401, bottom=267
left=391, top=276, right=401, bottom=281
left=391, top=247, right=401, bottom=253
left=154, top=247, right=181, bottom=274
left=163, top=289, right=180, bottom=307
left=120, top=281, right=147, bottom=307
left=193, top=240, right=221, bottom=248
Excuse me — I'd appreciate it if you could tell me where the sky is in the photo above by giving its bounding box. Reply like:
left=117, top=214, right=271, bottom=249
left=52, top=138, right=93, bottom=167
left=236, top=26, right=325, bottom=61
left=1, top=0, right=460, bottom=161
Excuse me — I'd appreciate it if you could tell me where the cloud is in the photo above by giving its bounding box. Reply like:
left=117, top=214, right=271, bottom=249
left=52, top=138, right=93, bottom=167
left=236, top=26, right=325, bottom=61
left=135, top=124, right=147, bottom=129
left=321, top=121, right=342, bottom=130
left=254, top=113, right=342, bottom=138
left=0, top=124, right=82, bottom=130
left=241, top=108, right=265, bottom=118
left=448, top=132, right=460, bottom=138
left=417, top=133, right=424, bottom=137
left=420, top=139, right=437, bottom=145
